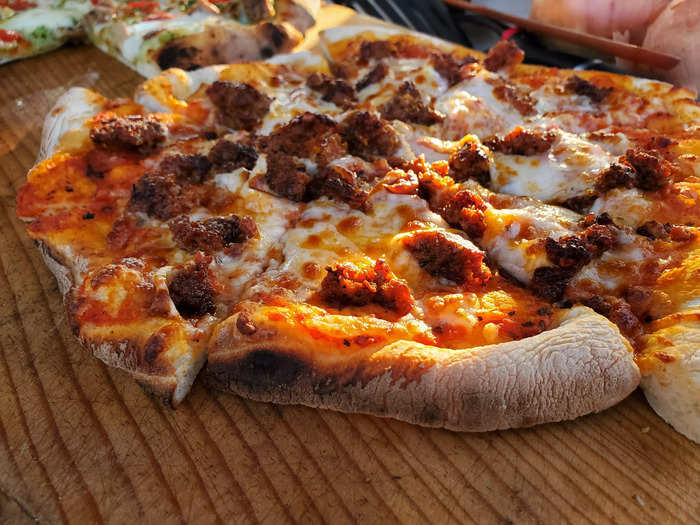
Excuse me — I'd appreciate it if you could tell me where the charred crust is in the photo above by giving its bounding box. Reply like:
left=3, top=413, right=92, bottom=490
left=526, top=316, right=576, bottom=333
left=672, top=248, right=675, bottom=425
left=156, top=44, right=200, bottom=71
left=207, top=350, right=308, bottom=390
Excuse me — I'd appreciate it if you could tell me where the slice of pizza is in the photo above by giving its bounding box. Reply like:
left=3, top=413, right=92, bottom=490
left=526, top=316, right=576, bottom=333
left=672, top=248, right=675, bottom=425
left=204, top=162, right=639, bottom=431
left=83, top=0, right=320, bottom=77
left=0, top=0, right=89, bottom=64
left=16, top=86, right=303, bottom=404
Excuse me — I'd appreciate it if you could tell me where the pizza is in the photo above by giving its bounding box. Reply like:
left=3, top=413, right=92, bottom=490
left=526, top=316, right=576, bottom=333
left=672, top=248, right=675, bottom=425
left=1, top=0, right=319, bottom=76
left=16, top=26, right=700, bottom=441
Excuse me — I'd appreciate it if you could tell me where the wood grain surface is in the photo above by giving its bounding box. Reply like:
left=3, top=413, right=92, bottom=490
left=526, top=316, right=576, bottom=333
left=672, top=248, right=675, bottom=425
left=0, top=8, right=699, bottom=524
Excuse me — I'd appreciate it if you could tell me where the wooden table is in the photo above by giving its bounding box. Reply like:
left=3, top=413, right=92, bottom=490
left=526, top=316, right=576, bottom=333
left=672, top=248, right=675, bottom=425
left=0, top=7, right=698, bottom=524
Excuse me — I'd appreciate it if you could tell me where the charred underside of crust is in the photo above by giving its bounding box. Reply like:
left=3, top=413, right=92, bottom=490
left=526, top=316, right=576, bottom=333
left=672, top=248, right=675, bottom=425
left=204, top=308, right=641, bottom=431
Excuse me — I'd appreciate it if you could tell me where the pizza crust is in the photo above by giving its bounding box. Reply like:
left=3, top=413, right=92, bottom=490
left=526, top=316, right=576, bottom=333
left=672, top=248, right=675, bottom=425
left=205, top=306, right=640, bottom=431
left=36, top=241, right=204, bottom=406
left=640, top=313, right=700, bottom=442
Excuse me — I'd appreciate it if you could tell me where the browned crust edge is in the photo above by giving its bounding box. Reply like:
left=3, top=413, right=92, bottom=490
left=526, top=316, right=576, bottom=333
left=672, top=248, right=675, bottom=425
left=203, top=307, right=641, bottom=431
left=35, top=240, right=203, bottom=406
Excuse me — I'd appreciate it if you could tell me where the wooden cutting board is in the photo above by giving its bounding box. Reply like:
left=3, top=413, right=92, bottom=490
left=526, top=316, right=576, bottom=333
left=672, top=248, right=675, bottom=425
left=0, top=5, right=698, bottom=524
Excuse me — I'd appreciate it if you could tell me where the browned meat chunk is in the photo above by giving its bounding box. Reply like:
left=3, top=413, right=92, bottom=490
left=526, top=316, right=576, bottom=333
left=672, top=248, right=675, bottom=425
left=356, top=62, right=389, bottom=91
left=311, top=158, right=389, bottom=209
left=319, top=259, right=413, bottom=316
left=90, top=115, right=165, bottom=153
left=340, top=111, right=400, bottom=159
left=492, top=82, right=536, bottom=116
left=595, top=162, right=637, bottom=192
left=623, top=149, right=670, bottom=191
left=159, top=153, right=211, bottom=184
left=483, top=40, right=524, bottom=72
left=439, top=189, right=488, bottom=239
left=169, top=215, right=258, bottom=254
left=264, top=153, right=314, bottom=202
left=379, top=82, right=444, bottom=126
left=208, top=138, right=259, bottom=173
left=565, top=75, right=612, bottom=103
left=129, top=172, right=192, bottom=221
left=636, top=220, right=670, bottom=239
left=263, top=112, right=343, bottom=159
left=485, top=127, right=556, bottom=156
left=431, top=52, right=476, bottom=86
left=168, top=257, right=216, bottom=318
left=359, top=40, right=397, bottom=63
left=306, top=72, right=357, bottom=109
left=206, top=81, right=273, bottom=131
left=545, top=224, right=616, bottom=269
left=448, top=142, right=491, bottom=186
left=403, top=230, right=491, bottom=285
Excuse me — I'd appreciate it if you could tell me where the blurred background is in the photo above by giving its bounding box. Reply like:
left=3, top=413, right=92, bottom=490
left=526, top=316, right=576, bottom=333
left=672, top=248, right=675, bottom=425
left=330, top=0, right=698, bottom=91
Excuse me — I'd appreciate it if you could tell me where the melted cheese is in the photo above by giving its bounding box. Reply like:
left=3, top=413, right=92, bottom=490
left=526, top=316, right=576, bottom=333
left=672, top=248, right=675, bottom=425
left=490, top=128, right=613, bottom=202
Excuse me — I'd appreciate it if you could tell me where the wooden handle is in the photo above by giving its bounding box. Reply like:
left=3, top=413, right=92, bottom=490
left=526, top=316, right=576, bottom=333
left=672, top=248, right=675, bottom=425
left=442, top=0, right=680, bottom=70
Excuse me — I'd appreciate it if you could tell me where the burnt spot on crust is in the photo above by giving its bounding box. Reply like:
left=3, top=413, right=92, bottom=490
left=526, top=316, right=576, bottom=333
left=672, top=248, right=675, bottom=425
left=530, top=266, right=573, bottom=302
left=339, top=111, right=400, bottom=160
left=156, top=44, right=200, bottom=71
left=448, top=142, right=491, bottom=186
left=260, top=22, right=289, bottom=57
left=306, top=72, right=358, bottom=109
left=143, top=333, right=166, bottom=365
left=208, top=137, right=259, bottom=173
left=379, top=81, right=444, bottom=126
left=355, top=62, right=389, bottom=91
left=168, top=256, right=216, bottom=319
left=431, top=52, right=476, bottom=86
left=208, top=350, right=307, bottom=390
left=159, top=153, right=212, bottom=185
left=565, top=75, right=612, bottom=103
left=320, top=259, right=414, bottom=316
left=169, top=215, right=258, bottom=254
left=129, top=172, right=192, bottom=221
left=485, top=127, right=556, bottom=156
left=90, top=115, right=166, bottom=153
left=403, top=230, right=491, bottom=286
left=206, top=81, right=273, bottom=131
left=483, top=40, right=524, bottom=72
